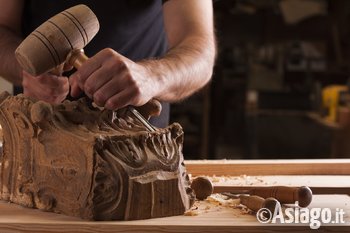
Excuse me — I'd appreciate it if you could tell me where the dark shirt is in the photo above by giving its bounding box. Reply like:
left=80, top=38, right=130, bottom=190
left=20, top=0, right=170, bottom=127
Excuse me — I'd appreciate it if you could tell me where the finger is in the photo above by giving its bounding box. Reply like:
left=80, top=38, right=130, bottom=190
left=83, top=58, right=129, bottom=99
left=37, top=75, right=68, bottom=88
left=72, top=48, right=127, bottom=91
left=69, top=75, right=83, bottom=98
left=83, top=64, right=114, bottom=98
left=23, top=70, right=67, bottom=88
left=24, top=84, right=58, bottom=103
left=92, top=74, right=131, bottom=107
left=23, top=73, right=69, bottom=103
left=104, top=89, right=135, bottom=110
left=70, top=53, right=104, bottom=90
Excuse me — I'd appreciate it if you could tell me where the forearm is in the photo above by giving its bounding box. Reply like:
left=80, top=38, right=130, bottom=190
left=0, top=26, right=23, bottom=85
left=140, top=34, right=215, bottom=102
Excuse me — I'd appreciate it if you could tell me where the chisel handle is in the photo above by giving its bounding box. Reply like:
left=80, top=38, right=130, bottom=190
left=240, top=195, right=280, bottom=214
left=239, top=195, right=265, bottom=212
left=249, top=186, right=312, bottom=207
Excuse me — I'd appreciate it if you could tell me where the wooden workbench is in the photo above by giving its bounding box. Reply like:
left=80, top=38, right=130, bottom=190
left=0, top=159, right=349, bottom=233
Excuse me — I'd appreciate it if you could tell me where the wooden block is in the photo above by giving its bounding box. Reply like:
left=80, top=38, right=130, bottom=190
left=0, top=91, right=194, bottom=220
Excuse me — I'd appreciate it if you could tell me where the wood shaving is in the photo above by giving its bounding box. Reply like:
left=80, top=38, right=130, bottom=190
left=184, top=210, right=199, bottom=216
left=206, top=194, right=240, bottom=208
left=191, top=175, right=273, bottom=186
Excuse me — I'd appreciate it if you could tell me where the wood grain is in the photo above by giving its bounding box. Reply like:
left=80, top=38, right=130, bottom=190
left=192, top=174, right=350, bottom=195
left=185, top=159, right=350, bottom=176
left=0, top=92, right=194, bottom=220
left=0, top=194, right=349, bottom=232
left=15, top=4, right=99, bottom=76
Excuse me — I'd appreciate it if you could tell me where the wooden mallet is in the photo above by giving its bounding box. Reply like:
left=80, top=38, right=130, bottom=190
left=15, top=4, right=99, bottom=76
left=15, top=4, right=161, bottom=124
left=191, top=177, right=281, bottom=215
left=191, top=176, right=313, bottom=207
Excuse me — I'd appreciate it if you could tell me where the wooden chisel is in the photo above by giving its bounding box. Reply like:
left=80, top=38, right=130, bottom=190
left=191, top=177, right=313, bottom=207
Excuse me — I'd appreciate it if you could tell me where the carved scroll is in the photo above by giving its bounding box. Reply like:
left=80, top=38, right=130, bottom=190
left=0, top=92, right=194, bottom=220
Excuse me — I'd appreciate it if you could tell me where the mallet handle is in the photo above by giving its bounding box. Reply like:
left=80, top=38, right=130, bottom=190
left=240, top=195, right=280, bottom=215
left=249, top=186, right=312, bottom=207
left=67, top=49, right=88, bottom=68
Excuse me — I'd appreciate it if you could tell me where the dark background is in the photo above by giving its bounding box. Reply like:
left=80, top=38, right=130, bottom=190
left=170, top=0, right=350, bottom=160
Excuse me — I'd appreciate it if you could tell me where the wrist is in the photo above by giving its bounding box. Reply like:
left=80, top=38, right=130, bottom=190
left=137, top=60, right=168, bottom=101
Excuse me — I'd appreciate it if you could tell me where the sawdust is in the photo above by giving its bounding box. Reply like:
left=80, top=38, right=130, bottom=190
left=185, top=175, right=271, bottom=217
left=191, top=174, right=272, bottom=186
left=184, top=193, right=253, bottom=217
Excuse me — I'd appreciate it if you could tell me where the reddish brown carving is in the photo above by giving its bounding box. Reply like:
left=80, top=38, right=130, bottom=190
left=0, top=92, right=194, bottom=220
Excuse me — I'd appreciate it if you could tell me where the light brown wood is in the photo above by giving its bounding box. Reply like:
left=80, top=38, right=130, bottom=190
left=238, top=195, right=279, bottom=213
left=221, top=186, right=312, bottom=207
left=193, top=174, right=350, bottom=195
left=0, top=157, right=349, bottom=232
left=214, top=185, right=350, bottom=196
left=185, top=159, right=350, bottom=176
left=15, top=5, right=99, bottom=75
left=247, top=186, right=312, bottom=207
left=0, top=92, right=194, bottom=220
left=185, top=160, right=350, bottom=196
left=0, top=194, right=348, bottom=232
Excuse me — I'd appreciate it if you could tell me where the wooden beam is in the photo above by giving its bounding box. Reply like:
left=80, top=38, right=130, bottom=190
left=185, top=159, right=350, bottom=176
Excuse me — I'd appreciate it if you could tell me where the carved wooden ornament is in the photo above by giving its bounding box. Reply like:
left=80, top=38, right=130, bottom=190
left=0, top=92, right=194, bottom=220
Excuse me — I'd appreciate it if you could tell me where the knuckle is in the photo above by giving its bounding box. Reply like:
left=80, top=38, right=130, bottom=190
left=131, top=92, right=143, bottom=106
left=104, top=59, right=117, bottom=70
left=84, top=82, right=94, bottom=95
left=125, top=73, right=137, bottom=86
left=103, top=48, right=115, bottom=57
left=105, top=99, right=117, bottom=110
left=118, top=60, right=128, bottom=70
left=93, top=92, right=106, bottom=104
left=132, top=85, right=142, bottom=97
left=59, top=76, right=69, bottom=83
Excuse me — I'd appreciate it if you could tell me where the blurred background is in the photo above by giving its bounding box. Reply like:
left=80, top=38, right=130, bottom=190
left=1, top=0, right=350, bottom=160
left=170, top=0, right=350, bottom=160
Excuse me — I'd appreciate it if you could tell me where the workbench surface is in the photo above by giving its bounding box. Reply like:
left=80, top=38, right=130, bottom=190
left=0, top=186, right=349, bottom=232
left=0, top=160, right=349, bottom=232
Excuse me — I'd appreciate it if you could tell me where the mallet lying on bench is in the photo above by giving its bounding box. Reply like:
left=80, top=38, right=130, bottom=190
left=191, top=176, right=313, bottom=208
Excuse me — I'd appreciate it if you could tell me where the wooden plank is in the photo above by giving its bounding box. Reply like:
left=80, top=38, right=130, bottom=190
left=0, top=195, right=349, bottom=233
left=203, top=175, right=350, bottom=195
left=1, top=160, right=349, bottom=232
left=214, top=186, right=350, bottom=195
left=185, top=159, right=350, bottom=176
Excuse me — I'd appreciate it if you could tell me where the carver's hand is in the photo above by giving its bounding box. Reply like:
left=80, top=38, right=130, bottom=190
left=69, top=48, right=160, bottom=110
left=22, top=71, right=70, bottom=104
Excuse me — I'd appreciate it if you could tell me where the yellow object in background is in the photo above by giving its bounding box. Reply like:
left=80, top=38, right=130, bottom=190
left=322, top=85, right=348, bottom=123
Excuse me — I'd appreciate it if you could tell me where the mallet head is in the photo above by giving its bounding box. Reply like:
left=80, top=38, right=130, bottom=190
left=15, top=4, right=99, bottom=76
